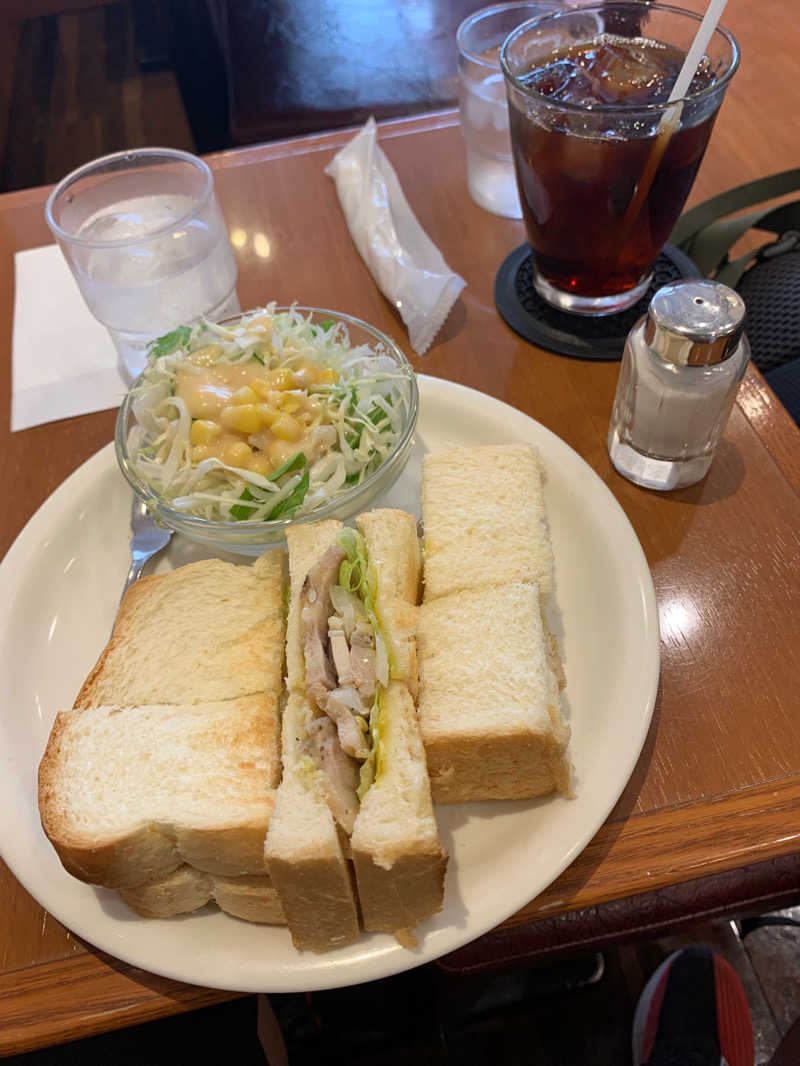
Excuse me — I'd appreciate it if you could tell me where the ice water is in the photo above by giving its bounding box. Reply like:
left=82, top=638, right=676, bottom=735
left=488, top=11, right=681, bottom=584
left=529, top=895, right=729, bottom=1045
left=459, top=46, right=522, bottom=219
left=75, top=194, right=239, bottom=379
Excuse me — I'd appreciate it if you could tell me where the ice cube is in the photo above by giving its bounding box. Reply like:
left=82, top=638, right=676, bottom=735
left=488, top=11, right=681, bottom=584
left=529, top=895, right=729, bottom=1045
left=581, top=37, right=674, bottom=105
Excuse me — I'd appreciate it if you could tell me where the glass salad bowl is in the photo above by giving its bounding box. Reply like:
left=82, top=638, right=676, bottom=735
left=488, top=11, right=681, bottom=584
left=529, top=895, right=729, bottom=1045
left=114, top=305, right=419, bottom=554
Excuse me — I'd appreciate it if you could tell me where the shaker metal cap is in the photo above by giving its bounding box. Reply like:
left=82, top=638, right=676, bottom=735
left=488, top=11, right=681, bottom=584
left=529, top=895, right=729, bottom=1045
left=644, top=279, right=746, bottom=366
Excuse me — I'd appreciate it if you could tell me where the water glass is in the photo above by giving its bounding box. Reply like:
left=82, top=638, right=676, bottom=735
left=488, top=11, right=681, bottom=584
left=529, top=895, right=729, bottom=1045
left=45, top=148, right=240, bottom=381
left=457, top=2, right=560, bottom=219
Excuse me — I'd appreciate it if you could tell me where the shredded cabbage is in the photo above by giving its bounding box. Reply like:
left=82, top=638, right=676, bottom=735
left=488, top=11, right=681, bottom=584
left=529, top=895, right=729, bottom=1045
left=126, top=304, right=410, bottom=522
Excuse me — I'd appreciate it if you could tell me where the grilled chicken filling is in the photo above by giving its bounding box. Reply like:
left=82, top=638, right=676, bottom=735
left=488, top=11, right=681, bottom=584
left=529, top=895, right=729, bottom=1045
left=300, top=541, right=385, bottom=830
left=304, top=716, right=360, bottom=835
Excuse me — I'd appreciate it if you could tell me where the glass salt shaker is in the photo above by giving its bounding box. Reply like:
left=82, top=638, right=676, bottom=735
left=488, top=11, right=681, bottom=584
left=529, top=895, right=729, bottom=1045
left=607, top=279, right=749, bottom=491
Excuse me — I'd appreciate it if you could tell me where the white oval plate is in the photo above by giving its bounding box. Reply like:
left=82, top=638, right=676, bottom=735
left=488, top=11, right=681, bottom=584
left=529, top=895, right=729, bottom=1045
left=0, top=376, right=659, bottom=993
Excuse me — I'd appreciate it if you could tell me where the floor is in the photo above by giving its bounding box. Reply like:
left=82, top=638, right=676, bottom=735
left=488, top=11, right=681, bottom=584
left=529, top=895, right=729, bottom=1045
left=6, top=910, right=800, bottom=1064
left=1, top=0, right=194, bottom=193
left=4, top=4, right=800, bottom=1063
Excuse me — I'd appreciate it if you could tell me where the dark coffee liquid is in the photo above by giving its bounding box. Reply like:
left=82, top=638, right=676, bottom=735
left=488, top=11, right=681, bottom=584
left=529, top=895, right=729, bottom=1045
left=509, top=35, right=719, bottom=299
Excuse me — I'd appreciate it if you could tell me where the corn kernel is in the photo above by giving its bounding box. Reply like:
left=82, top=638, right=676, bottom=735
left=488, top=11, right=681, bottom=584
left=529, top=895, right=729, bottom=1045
left=231, top=385, right=258, bottom=406
left=190, top=419, right=221, bottom=445
left=269, top=438, right=296, bottom=467
left=317, top=367, right=338, bottom=386
left=250, top=378, right=272, bottom=400
left=256, top=402, right=279, bottom=426
left=282, top=399, right=300, bottom=414
left=292, top=365, right=318, bottom=388
left=271, top=412, right=303, bottom=441
left=246, top=453, right=272, bottom=476
left=265, top=368, right=295, bottom=391
left=223, top=441, right=252, bottom=467
left=191, top=444, right=214, bottom=463
left=220, top=404, right=261, bottom=433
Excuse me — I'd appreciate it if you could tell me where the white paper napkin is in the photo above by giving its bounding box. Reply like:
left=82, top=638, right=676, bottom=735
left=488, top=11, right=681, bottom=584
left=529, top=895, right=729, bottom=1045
left=11, top=244, right=128, bottom=432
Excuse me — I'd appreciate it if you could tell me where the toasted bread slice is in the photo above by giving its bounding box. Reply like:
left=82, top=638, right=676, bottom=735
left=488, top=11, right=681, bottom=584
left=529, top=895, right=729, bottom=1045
left=263, top=691, right=360, bottom=952
left=417, top=582, right=571, bottom=802
left=39, top=693, right=281, bottom=889
left=351, top=682, right=447, bottom=935
left=120, top=865, right=285, bottom=924
left=75, top=552, right=285, bottom=708
left=421, top=444, right=553, bottom=603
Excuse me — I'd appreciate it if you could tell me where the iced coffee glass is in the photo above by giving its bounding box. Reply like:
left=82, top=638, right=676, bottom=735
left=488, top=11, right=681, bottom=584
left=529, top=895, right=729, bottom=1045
left=501, top=3, right=738, bottom=315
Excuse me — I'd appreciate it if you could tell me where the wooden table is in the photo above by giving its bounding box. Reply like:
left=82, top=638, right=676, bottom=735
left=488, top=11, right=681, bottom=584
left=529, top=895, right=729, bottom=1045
left=1, top=0, right=799, bottom=1054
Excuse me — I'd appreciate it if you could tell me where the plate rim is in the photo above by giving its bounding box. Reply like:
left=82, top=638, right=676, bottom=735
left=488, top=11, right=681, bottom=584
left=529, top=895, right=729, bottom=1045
left=0, top=374, right=660, bottom=992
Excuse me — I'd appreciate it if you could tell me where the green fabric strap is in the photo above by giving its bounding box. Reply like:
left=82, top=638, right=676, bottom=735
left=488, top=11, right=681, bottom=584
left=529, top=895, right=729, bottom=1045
left=669, top=168, right=800, bottom=280
left=713, top=204, right=800, bottom=287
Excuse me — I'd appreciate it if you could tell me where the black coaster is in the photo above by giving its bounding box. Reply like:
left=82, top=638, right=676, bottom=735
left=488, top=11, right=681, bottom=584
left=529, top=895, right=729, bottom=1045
left=494, top=242, right=701, bottom=360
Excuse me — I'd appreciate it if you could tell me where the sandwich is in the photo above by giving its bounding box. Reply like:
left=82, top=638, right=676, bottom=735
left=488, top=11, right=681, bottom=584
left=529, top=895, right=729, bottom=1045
left=421, top=443, right=554, bottom=603
left=38, top=554, right=287, bottom=923
left=265, top=510, right=447, bottom=951
left=417, top=444, right=572, bottom=802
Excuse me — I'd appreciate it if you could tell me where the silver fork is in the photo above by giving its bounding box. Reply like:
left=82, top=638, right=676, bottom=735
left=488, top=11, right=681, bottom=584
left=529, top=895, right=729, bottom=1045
left=121, top=497, right=173, bottom=601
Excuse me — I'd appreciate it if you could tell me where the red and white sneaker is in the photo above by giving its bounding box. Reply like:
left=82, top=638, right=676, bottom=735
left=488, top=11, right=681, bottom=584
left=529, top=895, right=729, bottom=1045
left=632, top=946, right=755, bottom=1066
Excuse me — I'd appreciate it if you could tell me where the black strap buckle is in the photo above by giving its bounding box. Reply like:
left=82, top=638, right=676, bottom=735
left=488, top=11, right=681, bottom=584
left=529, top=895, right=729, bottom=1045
left=759, top=230, right=800, bottom=260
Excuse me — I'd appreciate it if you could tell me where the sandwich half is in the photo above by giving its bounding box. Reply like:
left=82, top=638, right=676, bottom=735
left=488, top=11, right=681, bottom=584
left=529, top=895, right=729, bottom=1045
left=421, top=444, right=554, bottom=603
left=39, top=694, right=280, bottom=889
left=418, top=444, right=572, bottom=802
left=265, top=509, right=446, bottom=951
left=417, top=582, right=570, bottom=802
left=39, top=553, right=285, bottom=918
left=263, top=690, right=360, bottom=950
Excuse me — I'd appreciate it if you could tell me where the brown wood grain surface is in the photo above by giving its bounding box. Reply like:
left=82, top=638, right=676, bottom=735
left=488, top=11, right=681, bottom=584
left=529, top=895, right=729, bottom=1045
left=0, top=0, right=799, bottom=1053
left=0, top=952, right=241, bottom=1057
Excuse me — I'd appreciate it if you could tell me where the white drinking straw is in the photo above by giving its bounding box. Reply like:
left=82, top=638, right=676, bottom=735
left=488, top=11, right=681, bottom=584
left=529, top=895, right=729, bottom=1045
left=661, top=0, right=730, bottom=132
left=619, top=0, right=730, bottom=233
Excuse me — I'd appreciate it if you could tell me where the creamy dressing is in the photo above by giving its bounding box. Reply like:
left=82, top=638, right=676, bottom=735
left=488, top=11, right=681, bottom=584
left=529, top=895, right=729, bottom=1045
left=175, top=363, right=265, bottom=419
left=177, top=361, right=330, bottom=474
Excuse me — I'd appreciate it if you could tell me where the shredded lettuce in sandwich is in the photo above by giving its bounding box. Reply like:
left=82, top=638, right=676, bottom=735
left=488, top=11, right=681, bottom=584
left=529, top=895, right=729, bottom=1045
left=125, top=304, right=410, bottom=523
left=336, top=528, right=389, bottom=799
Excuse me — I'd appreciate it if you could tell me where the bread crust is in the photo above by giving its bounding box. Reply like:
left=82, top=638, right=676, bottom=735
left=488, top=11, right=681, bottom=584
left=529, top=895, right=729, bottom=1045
left=265, top=852, right=359, bottom=951
left=38, top=695, right=279, bottom=889
left=351, top=849, right=447, bottom=935
left=424, top=727, right=571, bottom=803
left=120, top=866, right=286, bottom=923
